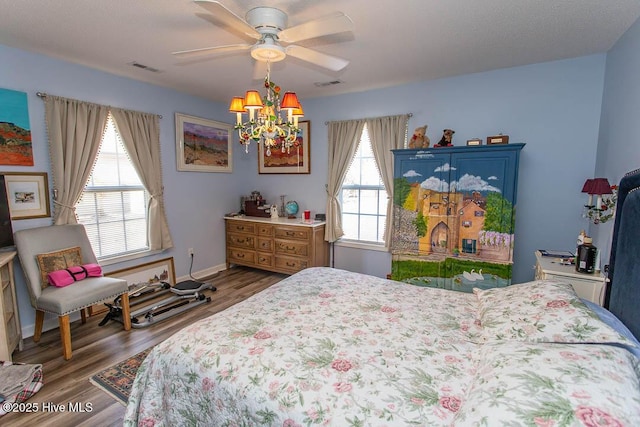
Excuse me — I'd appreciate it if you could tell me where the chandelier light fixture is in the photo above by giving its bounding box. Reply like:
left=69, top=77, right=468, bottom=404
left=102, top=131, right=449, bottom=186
left=229, top=61, right=304, bottom=156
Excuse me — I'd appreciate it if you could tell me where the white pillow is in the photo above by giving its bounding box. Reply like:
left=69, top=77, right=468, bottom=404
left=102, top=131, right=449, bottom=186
left=474, top=280, right=636, bottom=346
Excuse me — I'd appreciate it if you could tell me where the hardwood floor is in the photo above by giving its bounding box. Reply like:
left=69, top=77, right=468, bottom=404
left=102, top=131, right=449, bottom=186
left=4, top=267, right=287, bottom=427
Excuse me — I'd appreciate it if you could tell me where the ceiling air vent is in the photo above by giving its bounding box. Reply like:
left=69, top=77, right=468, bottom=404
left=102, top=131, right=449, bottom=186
left=314, top=80, right=343, bottom=87
left=128, top=62, right=162, bottom=73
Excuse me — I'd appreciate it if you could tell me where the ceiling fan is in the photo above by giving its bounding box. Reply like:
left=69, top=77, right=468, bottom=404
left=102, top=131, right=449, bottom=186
left=173, top=0, right=353, bottom=72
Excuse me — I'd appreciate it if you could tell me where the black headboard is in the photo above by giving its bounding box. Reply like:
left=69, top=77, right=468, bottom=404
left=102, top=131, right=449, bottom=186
left=605, top=168, right=640, bottom=339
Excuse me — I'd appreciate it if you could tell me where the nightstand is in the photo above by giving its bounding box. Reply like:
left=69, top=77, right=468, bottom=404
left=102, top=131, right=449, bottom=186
left=534, top=251, right=606, bottom=305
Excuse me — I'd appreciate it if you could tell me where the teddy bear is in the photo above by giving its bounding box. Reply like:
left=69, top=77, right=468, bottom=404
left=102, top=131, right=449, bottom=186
left=435, top=128, right=455, bottom=147
left=408, top=125, right=430, bottom=148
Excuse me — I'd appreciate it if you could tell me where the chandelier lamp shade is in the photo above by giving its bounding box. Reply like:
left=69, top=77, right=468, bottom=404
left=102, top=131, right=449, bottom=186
left=581, top=177, right=616, bottom=224
left=229, top=62, right=303, bottom=156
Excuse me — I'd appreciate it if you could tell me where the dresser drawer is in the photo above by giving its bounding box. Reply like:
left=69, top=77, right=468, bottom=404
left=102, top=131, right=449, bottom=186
left=227, top=233, right=256, bottom=249
left=227, top=222, right=256, bottom=234
left=545, top=273, right=604, bottom=304
left=256, top=252, right=274, bottom=268
left=275, top=239, right=309, bottom=257
left=257, top=237, right=273, bottom=252
left=228, top=248, right=256, bottom=265
left=258, top=224, right=274, bottom=236
left=275, top=256, right=308, bottom=272
left=274, top=227, right=310, bottom=240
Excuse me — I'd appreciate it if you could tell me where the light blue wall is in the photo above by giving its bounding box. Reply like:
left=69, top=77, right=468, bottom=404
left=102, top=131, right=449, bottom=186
left=0, top=41, right=614, bottom=335
left=303, top=55, right=607, bottom=282
left=0, top=44, right=247, bottom=334
left=592, top=17, right=640, bottom=264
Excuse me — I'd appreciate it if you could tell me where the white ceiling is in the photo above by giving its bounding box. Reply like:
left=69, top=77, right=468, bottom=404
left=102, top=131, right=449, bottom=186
left=1, top=0, right=639, bottom=104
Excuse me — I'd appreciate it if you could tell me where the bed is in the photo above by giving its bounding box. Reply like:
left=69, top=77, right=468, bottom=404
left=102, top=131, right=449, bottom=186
left=125, top=170, right=640, bottom=426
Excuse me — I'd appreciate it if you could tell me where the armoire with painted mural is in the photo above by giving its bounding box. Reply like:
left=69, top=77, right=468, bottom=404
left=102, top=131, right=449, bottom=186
left=390, top=143, right=524, bottom=292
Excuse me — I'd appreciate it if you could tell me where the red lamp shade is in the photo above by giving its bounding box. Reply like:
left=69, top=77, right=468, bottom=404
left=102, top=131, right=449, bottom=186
left=590, top=178, right=613, bottom=195
left=581, top=179, right=594, bottom=194
left=281, top=92, right=300, bottom=110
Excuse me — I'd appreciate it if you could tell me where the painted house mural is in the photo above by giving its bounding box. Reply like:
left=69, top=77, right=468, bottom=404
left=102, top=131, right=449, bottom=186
left=391, top=145, right=523, bottom=292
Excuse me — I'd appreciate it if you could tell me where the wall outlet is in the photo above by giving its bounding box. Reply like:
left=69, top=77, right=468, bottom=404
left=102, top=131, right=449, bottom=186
left=188, top=248, right=194, bottom=257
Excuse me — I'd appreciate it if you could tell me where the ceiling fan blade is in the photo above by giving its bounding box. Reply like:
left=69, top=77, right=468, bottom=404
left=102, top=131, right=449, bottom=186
left=194, top=0, right=260, bottom=40
left=279, top=12, right=353, bottom=43
left=286, top=45, right=349, bottom=71
left=173, top=43, right=252, bottom=58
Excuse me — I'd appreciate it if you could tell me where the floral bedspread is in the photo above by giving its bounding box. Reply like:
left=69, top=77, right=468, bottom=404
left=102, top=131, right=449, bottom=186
left=124, top=268, right=640, bottom=426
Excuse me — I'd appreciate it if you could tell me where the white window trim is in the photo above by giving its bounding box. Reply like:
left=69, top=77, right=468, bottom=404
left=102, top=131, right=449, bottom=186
left=98, top=249, right=165, bottom=267
left=335, top=238, right=389, bottom=252
left=339, top=124, right=388, bottom=244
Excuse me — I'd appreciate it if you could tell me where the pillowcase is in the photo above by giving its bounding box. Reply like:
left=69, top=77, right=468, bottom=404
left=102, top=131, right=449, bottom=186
left=452, top=341, right=640, bottom=426
left=36, top=247, right=83, bottom=289
left=474, top=280, right=636, bottom=346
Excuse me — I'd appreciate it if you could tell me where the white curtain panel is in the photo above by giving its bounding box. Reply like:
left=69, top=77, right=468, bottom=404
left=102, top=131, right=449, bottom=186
left=324, top=120, right=365, bottom=242
left=366, top=114, right=410, bottom=248
left=111, top=108, right=173, bottom=250
left=44, top=96, right=109, bottom=224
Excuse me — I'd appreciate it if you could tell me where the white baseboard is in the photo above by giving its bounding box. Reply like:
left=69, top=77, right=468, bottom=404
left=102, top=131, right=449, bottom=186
left=21, top=263, right=229, bottom=339
left=176, top=262, right=227, bottom=283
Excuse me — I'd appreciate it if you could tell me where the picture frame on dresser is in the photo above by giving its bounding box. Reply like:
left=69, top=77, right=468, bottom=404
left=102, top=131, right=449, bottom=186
left=258, top=121, right=310, bottom=174
left=175, top=113, right=233, bottom=173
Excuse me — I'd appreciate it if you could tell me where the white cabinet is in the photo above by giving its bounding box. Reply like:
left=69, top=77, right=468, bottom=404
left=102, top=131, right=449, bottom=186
left=534, top=251, right=605, bottom=305
left=0, top=251, right=22, bottom=361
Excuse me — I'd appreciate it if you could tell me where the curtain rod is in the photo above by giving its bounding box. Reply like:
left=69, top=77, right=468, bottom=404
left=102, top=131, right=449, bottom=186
left=324, top=112, right=412, bottom=125
left=36, top=91, right=163, bottom=119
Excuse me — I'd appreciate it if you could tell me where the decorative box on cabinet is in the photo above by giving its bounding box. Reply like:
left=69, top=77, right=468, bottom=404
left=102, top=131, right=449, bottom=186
left=225, top=217, right=329, bottom=274
left=0, top=251, right=22, bottom=361
left=534, top=251, right=605, bottom=305
left=390, top=144, right=524, bottom=292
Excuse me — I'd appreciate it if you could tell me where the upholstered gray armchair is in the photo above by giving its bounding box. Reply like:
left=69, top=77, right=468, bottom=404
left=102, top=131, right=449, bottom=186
left=14, top=224, right=131, bottom=360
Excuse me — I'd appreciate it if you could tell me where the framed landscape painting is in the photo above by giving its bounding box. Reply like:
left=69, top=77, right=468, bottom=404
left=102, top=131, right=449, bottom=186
left=0, top=88, right=34, bottom=166
left=258, top=121, right=310, bottom=174
left=175, top=113, right=232, bottom=173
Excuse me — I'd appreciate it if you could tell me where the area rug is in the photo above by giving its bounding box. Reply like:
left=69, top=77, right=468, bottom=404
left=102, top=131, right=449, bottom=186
left=89, top=347, right=153, bottom=406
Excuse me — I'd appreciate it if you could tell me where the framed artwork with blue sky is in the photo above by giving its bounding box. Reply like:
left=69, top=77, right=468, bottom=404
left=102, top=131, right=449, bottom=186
left=0, top=88, right=33, bottom=166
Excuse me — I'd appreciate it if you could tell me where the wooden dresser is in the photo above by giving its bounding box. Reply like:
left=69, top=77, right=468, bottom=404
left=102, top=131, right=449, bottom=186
left=225, top=216, right=329, bottom=274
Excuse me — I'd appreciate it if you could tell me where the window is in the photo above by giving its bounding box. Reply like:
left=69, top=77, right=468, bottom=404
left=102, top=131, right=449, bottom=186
left=75, top=115, right=149, bottom=259
left=340, top=125, right=387, bottom=243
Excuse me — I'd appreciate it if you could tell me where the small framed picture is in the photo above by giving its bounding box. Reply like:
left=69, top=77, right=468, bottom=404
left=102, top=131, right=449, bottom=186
left=466, top=138, right=482, bottom=146
left=2, top=172, right=50, bottom=219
